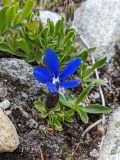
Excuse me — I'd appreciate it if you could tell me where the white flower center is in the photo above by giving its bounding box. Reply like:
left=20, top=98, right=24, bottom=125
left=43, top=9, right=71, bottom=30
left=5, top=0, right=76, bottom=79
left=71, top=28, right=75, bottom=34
left=52, top=76, right=59, bottom=84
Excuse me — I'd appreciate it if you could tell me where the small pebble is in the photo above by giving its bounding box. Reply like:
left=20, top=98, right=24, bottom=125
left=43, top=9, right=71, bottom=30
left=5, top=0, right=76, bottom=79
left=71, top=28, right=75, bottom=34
left=5, top=110, right=12, bottom=116
left=89, top=92, right=100, bottom=99
left=90, top=148, right=99, bottom=158
left=21, top=92, right=28, bottom=99
left=0, top=99, right=10, bottom=110
left=27, top=119, right=38, bottom=129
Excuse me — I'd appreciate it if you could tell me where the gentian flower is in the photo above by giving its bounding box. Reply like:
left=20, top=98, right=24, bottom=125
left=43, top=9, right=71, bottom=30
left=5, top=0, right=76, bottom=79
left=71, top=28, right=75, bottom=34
left=33, top=48, right=82, bottom=93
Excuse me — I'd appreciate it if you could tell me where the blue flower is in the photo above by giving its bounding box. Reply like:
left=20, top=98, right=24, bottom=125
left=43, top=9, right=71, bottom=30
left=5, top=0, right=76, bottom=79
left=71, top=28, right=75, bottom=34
left=33, top=48, right=82, bottom=93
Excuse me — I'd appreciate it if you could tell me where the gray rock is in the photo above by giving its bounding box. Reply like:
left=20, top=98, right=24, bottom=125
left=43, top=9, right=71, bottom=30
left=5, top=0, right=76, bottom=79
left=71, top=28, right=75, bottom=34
left=27, top=119, right=38, bottom=129
left=0, top=99, right=10, bottom=110
left=0, top=108, right=19, bottom=152
left=40, top=10, right=61, bottom=24
left=98, top=107, right=120, bottom=160
left=0, top=58, right=40, bottom=89
left=73, top=0, right=120, bottom=59
left=0, top=58, right=32, bottom=82
left=0, top=82, right=7, bottom=99
left=0, top=58, right=44, bottom=112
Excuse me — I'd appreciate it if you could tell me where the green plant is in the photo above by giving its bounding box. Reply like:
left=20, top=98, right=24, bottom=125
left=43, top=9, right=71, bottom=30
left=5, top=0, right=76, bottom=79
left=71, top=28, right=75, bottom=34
left=70, top=47, right=107, bottom=85
left=34, top=82, right=111, bottom=130
left=0, top=0, right=76, bottom=64
left=35, top=100, right=74, bottom=131
left=0, top=0, right=36, bottom=57
left=0, top=0, right=111, bottom=131
left=34, top=49, right=111, bottom=130
left=0, top=0, right=35, bottom=36
left=59, top=82, right=111, bottom=124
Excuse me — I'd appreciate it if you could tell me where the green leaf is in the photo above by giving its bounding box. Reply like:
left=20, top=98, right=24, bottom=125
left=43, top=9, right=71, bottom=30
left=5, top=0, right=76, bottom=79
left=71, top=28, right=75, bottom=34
left=54, top=19, right=61, bottom=36
left=16, top=38, right=30, bottom=56
left=59, top=94, right=73, bottom=107
left=19, top=0, right=34, bottom=22
left=64, top=30, right=75, bottom=44
left=83, top=56, right=107, bottom=78
left=86, top=47, right=96, bottom=53
left=76, top=108, right=88, bottom=124
left=51, top=115, right=62, bottom=131
left=41, top=112, right=49, bottom=118
left=0, top=42, right=16, bottom=55
left=6, top=6, right=15, bottom=28
left=51, top=104, right=60, bottom=112
left=79, top=62, right=87, bottom=78
left=39, top=38, right=46, bottom=48
left=74, top=82, right=94, bottom=105
left=82, top=104, right=112, bottom=114
left=85, top=79, right=105, bottom=85
left=47, top=19, right=55, bottom=36
left=14, top=1, right=19, bottom=13
left=81, top=47, right=96, bottom=61
left=0, top=7, right=7, bottom=34
left=34, top=51, right=43, bottom=62
left=41, top=27, right=49, bottom=40
left=91, top=56, right=107, bottom=70
left=34, top=100, right=46, bottom=113
left=71, top=47, right=96, bottom=60
left=64, top=110, right=74, bottom=123
left=24, top=20, right=40, bottom=33
left=54, top=17, right=64, bottom=37
left=2, top=0, right=11, bottom=6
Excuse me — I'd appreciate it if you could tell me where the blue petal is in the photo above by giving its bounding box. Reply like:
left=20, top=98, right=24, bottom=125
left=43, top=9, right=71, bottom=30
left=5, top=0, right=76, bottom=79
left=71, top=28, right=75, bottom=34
left=33, top=66, right=51, bottom=83
left=44, top=48, right=60, bottom=77
left=46, top=82, right=58, bottom=93
left=59, top=79, right=80, bottom=89
left=60, top=57, right=82, bottom=81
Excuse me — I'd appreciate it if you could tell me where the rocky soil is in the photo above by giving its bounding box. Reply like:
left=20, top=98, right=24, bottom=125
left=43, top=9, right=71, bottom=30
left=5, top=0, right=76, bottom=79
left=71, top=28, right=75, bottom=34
left=0, top=58, right=104, bottom=160
left=0, top=49, right=119, bottom=160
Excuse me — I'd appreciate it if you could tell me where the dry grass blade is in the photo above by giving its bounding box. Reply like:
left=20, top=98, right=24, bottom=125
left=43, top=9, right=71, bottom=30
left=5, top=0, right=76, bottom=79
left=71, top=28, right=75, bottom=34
left=38, top=145, right=44, bottom=160
left=82, top=118, right=102, bottom=137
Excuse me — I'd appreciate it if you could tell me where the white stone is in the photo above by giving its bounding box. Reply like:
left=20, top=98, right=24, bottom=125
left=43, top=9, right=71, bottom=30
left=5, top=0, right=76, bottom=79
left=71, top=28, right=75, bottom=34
left=40, top=10, right=61, bottom=24
left=0, top=99, right=10, bottom=110
left=90, top=148, right=99, bottom=158
left=73, top=0, right=120, bottom=60
left=0, top=108, right=19, bottom=152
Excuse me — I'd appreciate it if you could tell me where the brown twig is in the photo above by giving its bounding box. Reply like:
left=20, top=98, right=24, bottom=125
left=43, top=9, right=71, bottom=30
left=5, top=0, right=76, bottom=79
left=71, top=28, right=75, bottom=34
left=38, top=145, right=44, bottom=160
left=82, top=118, right=103, bottom=137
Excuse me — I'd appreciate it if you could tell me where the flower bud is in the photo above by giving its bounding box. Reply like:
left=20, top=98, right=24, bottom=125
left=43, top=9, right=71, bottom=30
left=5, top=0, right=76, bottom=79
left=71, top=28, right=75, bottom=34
left=64, top=0, right=75, bottom=22
left=46, top=93, right=59, bottom=109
